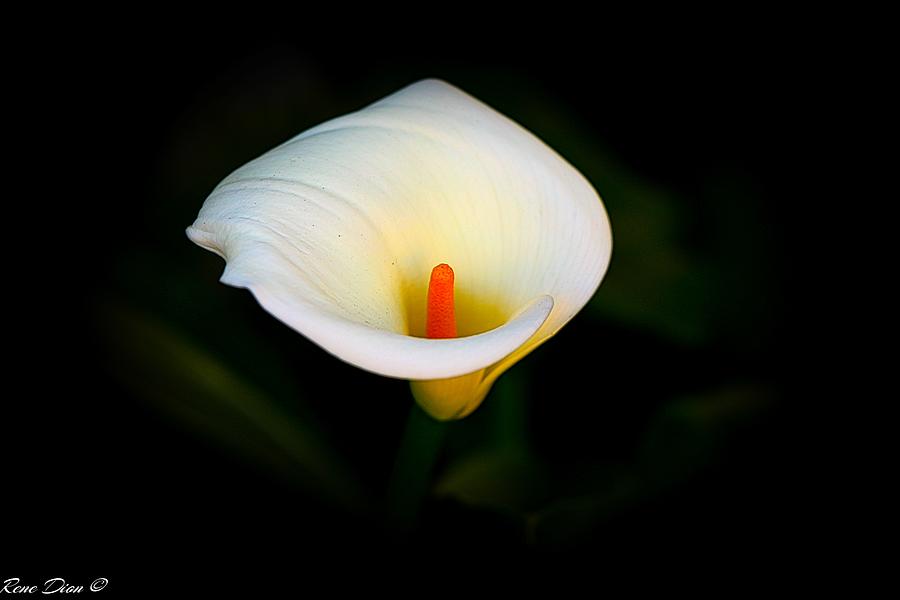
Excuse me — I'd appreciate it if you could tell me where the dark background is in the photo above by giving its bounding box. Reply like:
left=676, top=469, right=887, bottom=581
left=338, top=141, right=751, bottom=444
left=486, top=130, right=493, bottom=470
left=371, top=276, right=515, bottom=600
left=6, top=19, right=831, bottom=583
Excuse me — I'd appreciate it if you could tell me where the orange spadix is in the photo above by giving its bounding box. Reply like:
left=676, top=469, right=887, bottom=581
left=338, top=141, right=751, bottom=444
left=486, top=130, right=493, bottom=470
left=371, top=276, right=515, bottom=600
left=426, top=263, right=457, bottom=339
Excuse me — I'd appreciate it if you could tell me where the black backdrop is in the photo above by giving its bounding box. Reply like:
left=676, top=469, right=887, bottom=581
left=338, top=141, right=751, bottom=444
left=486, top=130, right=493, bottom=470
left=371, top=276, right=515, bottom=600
left=4, top=16, right=829, bottom=585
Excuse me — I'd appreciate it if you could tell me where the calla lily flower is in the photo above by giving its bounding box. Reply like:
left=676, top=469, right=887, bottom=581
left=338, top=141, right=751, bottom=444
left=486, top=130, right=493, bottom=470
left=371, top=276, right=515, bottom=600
left=187, top=79, right=612, bottom=420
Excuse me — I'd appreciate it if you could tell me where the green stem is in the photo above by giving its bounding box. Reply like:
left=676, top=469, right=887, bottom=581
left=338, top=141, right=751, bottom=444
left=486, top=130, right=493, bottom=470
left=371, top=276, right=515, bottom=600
left=385, top=402, right=449, bottom=533
left=493, top=371, right=528, bottom=452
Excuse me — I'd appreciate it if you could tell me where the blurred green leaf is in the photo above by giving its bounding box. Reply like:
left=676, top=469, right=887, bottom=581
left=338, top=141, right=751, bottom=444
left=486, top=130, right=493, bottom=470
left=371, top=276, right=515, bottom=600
left=98, top=300, right=366, bottom=513
left=637, top=384, right=772, bottom=486
left=529, top=384, right=772, bottom=549
left=525, top=480, right=638, bottom=550
left=434, top=449, right=550, bottom=514
left=434, top=370, right=545, bottom=514
left=587, top=167, right=719, bottom=345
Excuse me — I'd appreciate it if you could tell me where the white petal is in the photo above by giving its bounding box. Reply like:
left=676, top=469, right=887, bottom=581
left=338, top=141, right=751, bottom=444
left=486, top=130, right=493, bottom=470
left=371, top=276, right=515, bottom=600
left=188, top=79, right=611, bottom=381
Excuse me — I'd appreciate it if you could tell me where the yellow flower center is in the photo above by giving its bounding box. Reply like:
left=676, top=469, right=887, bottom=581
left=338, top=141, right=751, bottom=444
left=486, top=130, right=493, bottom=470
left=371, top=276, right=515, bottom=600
left=404, top=264, right=508, bottom=339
